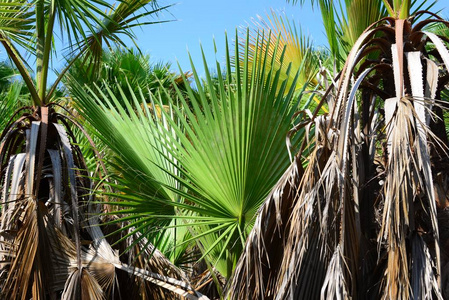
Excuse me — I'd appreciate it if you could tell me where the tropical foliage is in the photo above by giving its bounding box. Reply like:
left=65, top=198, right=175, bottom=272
left=68, top=48, right=189, bottom=107
left=70, top=30, right=310, bottom=290
left=229, top=1, right=449, bottom=299
left=0, top=63, right=24, bottom=132
left=1, top=0, right=449, bottom=299
left=244, top=11, right=320, bottom=94
left=0, top=0, right=210, bottom=298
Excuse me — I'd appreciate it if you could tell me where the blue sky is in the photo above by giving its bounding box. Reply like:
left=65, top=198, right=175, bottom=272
left=128, top=0, right=448, bottom=75
left=1, top=0, right=447, bottom=81
left=131, top=0, right=327, bottom=73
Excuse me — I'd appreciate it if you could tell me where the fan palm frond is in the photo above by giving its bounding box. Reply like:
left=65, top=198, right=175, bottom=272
left=229, top=11, right=449, bottom=300
left=243, top=10, right=320, bottom=94
left=69, top=30, right=313, bottom=291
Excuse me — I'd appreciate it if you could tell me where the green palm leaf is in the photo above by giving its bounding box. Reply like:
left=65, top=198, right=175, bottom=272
left=0, top=0, right=34, bottom=47
left=0, top=0, right=171, bottom=104
left=151, top=32, right=308, bottom=278
left=70, top=30, right=310, bottom=283
left=71, top=0, right=174, bottom=80
left=0, top=81, right=21, bottom=132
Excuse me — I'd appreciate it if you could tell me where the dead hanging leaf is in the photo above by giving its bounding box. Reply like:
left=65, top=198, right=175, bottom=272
left=228, top=13, right=449, bottom=299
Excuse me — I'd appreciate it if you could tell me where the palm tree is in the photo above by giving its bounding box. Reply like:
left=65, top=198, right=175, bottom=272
left=228, top=0, right=449, bottom=299
left=68, top=48, right=190, bottom=107
left=0, top=0, right=210, bottom=298
left=68, top=29, right=315, bottom=297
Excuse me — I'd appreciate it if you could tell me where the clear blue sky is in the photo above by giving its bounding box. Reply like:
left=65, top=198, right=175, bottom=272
left=132, top=0, right=327, bottom=74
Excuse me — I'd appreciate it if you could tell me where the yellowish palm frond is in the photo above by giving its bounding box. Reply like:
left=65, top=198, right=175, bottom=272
left=243, top=10, right=320, bottom=94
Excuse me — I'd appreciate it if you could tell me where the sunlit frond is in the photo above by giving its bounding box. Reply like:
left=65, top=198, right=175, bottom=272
left=72, top=0, right=174, bottom=80
left=229, top=12, right=449, bottom=300
left=69, top=30, right=310, bottom=290
left=244, top=10, right=319, bottom=94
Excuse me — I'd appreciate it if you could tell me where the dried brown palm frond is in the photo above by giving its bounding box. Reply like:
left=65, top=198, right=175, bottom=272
left=190, top=266, right=226, bottom=299
left=112, top=223, right=192, bottom=299
left=0, top=106, right=207, bottom=299
left=0, top=106, right=89, bottom=299
left=228, top=11, right=449, bottom=300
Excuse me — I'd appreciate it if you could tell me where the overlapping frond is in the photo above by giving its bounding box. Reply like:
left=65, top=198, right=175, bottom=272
left=0, top=105, right=198, bottom=298
left=71, top=0, right=174, bottom=81
left=0, top=0, right=171, bottom=104
left=0, top=80, right=23, bottom=133
left=70, top=30, right=310, bottom=290
left=229, top=12, right=449, bottom=300
left=243, top=10, right=320, bottom=94
left=0, top=0, right=34, bottom=45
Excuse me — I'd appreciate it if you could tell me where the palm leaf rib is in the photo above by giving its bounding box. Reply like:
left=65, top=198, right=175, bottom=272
left=0, top=105, right=199, bottom=298
left=228, top=13, right=449, bottom=300
left=69, top=28, right=312, bottom=296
